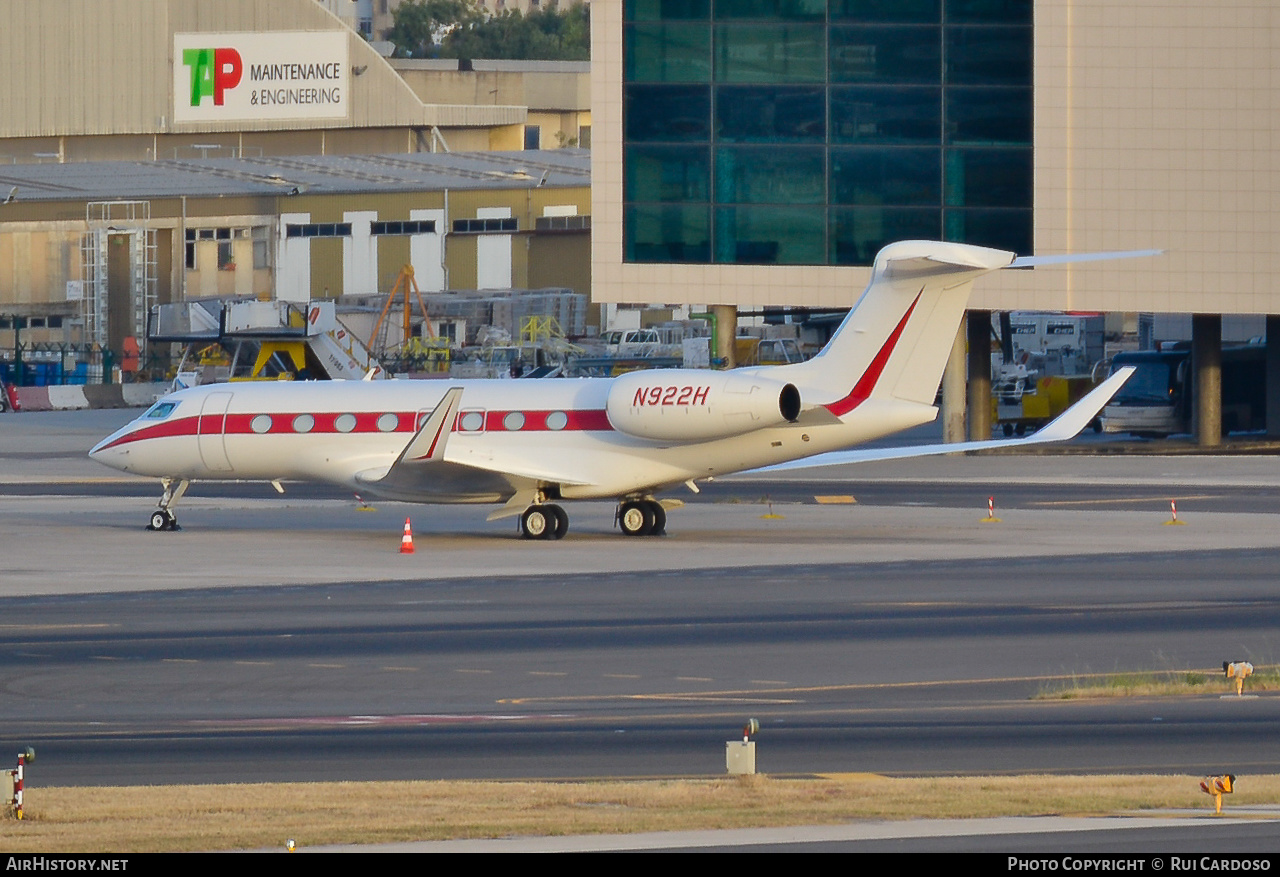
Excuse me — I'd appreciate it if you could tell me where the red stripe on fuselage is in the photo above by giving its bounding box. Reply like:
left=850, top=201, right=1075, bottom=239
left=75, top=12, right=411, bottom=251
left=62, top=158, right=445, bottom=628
left=97, top=408, right=615, bottom=451
left=823, top=293, right=921, bottom=417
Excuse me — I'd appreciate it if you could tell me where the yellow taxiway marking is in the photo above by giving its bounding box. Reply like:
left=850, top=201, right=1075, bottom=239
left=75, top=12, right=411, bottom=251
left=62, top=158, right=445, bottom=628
left=0, top=624, right=115, bottom=631
left=1029, top=494, right=1219, bottom=507
left=307, top=663, right=345, bottom=669
left=604, top=674, right=641, bottom=679
left=676, top=676, right=714, bottom=682
left=528, top=671, right=568, bottom=677
left=381, top=666, right=418, bottom=672
left=499, top=670, right=1190, bottom=706
left=814, top=495, right=856, bottom=504
left=234, top=661, right=272, bottom=666
left=455, top=668, right=492, bottom=674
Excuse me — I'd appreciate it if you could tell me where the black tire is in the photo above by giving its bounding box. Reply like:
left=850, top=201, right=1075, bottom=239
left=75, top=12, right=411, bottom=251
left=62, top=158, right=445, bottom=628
left=548, top=504, right=569, bottom=540
left=647, top=501, right=667, bottom=536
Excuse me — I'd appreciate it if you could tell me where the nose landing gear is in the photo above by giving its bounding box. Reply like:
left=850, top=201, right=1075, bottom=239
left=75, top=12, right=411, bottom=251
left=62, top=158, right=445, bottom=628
left=147, top=477, right=190, bottom=531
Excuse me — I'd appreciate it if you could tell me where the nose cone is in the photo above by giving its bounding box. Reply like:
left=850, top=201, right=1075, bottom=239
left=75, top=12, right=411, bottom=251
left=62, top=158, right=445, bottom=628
left=89, top=431, right=131, bottom=472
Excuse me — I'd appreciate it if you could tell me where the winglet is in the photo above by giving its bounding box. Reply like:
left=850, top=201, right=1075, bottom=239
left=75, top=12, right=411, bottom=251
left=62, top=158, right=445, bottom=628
left=397, top=387, right=464, bottom=464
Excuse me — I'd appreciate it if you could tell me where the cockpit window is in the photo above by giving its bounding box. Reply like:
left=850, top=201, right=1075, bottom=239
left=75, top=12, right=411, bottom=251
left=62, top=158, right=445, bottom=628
left=142, top=401, right=178, bottom=420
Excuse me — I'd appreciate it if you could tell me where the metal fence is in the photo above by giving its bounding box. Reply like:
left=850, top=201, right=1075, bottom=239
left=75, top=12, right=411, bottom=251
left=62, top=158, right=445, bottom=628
left=0, top=343, right=179, bottom=387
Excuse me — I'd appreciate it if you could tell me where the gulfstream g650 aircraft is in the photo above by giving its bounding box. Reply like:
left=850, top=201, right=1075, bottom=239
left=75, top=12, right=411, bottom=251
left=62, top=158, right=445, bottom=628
left=90, top=241, right=1144, bottom=539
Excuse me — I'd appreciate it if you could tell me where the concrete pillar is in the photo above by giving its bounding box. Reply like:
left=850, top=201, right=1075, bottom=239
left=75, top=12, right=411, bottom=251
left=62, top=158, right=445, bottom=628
left=966, top=310, right=992, bottom=440
left=1192, top=313, right=1222, bottom=447
left=1267, top=316, right=1280, bottom=438
left=711, top=304, right=737, bottom=369
left=941, top=320, right=967, bottom=443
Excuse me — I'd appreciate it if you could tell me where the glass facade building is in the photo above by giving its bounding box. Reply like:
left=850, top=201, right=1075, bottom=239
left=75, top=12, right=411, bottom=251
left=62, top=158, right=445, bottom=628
left=623, top=0, right=1033, bottom=266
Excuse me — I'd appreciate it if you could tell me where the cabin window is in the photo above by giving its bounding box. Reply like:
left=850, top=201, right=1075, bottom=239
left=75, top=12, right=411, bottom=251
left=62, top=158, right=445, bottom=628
left=545, top=411, right=568, bottom=431
left=250, top=414, right=273, bottom=434
left=292, top=414, right=315, bottom=433
left=334, top=413, right=358, bottom=433
left=458, top=411, right=485, bottom=432
left=503, top=412, right=526, bottom=431
left=377, top=413, right=400, bottom=432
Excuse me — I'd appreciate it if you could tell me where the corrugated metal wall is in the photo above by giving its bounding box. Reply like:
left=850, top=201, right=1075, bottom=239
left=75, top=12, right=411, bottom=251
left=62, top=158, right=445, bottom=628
left=0, top=0, right=430, bottom=139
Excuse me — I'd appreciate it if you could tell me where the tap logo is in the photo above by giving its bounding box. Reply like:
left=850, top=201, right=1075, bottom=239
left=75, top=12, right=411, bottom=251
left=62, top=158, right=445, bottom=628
left=182, top=47, right=243, bottom=107
left=173, top=32, right=349, bottom=123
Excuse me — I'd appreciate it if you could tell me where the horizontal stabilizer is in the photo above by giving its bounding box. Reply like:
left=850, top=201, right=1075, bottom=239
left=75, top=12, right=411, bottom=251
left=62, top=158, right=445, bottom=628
left=1008, top=249, right=1163, bottom=269
left=753, top=367, right=1135, bottom=473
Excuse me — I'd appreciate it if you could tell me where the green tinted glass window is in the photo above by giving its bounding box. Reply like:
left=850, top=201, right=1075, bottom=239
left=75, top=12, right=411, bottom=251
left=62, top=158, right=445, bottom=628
left=716, top=25, right=826, bottom=83
left=946, top=0, right=1032, bottom=25
left=944, top=148, right=1031, bottom=207
left=831, top=207, right=942, bottom=264
left=946, top=87, right=1032, bottom=145
left=715, top=147, right=826, bottom=204
left=625, top=85, right=712, bottom=141
left=831, top=86, right=941, bottom=143
left=831, top=148, right=941, bottom=206
left=831, top=0, right=940, bottom=23
left=716, top=86, right=825, bottom=142
left=831, top=26, right=941, bottom=84
left=626, top=24, right=712, bottom=82
left=716, top=0, right=826, bottom=20
left=625, top=204, right=712, bottom=262
left=945, top=26, right=1032, bottom=86
left=627, top=146, right=712, bottom=202
left=625, top=0, right=710, bottom=20
left=714, top=206, right=828, bottom=264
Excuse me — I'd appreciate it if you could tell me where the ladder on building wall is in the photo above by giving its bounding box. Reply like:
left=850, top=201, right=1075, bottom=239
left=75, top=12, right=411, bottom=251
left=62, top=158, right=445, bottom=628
left=80, top=201, right=158, bottom=354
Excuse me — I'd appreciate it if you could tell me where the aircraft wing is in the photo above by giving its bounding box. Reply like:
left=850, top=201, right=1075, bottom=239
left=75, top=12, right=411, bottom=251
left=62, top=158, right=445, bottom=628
left=752, top=366, right=1135, bottom=473
left=356, top=385, right=595, bottom=496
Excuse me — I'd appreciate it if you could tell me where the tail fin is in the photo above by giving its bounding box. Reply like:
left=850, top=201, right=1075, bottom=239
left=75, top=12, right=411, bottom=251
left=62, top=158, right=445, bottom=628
left=781, top=240, right=1014, bottom=410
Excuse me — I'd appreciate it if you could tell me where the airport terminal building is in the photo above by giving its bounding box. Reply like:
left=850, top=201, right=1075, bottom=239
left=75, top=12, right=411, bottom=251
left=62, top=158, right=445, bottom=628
left=594, top=0, right=1278, bottom=316
left=591, top=0, right=1279, bottom=438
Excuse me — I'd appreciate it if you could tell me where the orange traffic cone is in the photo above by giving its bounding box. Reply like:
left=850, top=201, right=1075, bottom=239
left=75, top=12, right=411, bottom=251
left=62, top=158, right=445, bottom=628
left=400, top=517, right=415, bottom=554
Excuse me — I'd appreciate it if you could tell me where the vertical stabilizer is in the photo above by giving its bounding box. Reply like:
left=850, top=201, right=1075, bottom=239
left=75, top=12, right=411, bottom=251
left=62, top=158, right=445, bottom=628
left=778, top=240, right=1015, bottom=411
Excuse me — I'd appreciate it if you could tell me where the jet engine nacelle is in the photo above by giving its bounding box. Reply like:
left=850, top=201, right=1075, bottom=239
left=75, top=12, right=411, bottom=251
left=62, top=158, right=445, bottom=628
left=606, top=370, right=801, bottom=442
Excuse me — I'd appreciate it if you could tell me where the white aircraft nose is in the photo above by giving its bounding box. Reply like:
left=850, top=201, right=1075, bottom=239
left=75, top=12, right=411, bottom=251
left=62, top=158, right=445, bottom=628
left=88, top=434, right=129, bottom=471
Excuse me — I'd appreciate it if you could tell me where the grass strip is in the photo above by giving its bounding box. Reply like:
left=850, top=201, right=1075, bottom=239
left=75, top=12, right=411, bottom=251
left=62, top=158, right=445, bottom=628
left=5, top=773, right=1279, bottom=853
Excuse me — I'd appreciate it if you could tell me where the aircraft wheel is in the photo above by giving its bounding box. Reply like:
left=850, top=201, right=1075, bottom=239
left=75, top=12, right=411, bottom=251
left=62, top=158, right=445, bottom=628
left=548, top=504, right=569, bottom=540
left=618, top=501, right=654, bottom=537
left=149, top=510, right=178, bottom=531
left=1002, top=423, right=1014, bottom=437
left=647, top=501, right=667, bottom=536
left=521, top=505, right=554, bottom=540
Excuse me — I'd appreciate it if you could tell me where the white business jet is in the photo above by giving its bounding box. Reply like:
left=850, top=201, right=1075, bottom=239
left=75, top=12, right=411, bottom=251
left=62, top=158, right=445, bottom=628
left=90, top=240, right=1145, bottom=539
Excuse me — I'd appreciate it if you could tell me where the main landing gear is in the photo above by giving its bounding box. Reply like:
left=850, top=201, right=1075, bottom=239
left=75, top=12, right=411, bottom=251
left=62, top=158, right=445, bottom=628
left=616, top=499, right=666, bottom=537
left=147, top=477, right=190, bottom=531
left=519, top=503, right=569, bottom=540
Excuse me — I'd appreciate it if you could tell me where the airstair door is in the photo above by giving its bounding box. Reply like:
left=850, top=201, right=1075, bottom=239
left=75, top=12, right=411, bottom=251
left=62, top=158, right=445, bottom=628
left=197, top=391, right=234, bottom=472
